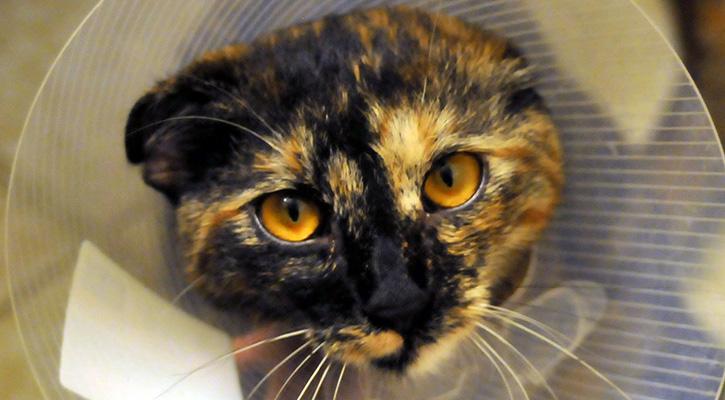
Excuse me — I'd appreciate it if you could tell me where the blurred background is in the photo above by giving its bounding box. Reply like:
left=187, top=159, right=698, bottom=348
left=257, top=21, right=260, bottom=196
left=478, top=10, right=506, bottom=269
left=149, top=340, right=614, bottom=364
left=1, top=1, right=723, bottom=399
left=1, top=2, right=96, bottom=398
left=672, top=0, right=725, bottom=142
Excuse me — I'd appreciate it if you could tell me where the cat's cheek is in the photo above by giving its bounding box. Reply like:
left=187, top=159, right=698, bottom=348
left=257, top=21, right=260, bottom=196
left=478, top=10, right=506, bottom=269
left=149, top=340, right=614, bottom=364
left=280, top=262, right=359, bottom=324
left=182, top=216, right=291, bottom=309
left=193, top=244, right=261, bottom=304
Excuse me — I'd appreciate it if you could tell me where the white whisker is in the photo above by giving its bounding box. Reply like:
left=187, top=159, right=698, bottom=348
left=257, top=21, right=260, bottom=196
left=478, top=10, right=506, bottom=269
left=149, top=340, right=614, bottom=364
left=333, top=363, right=347, bottom=400
left=172, top=276, right=203, bottom=305
left=480, top=305, right=605, bottom=361
left=231, top=329, right=311, bottom=358
left=273, top=342, right=325, bottom=400
left=503, top=298, right=603, bottom=325
left=154, top=328, right=309, bottom=399
left=311, top=360, right=333, bottom=400
left=185, top=75, right=285, bottom=138
left=129, top=115, right=284, bottom=155
left=467, top=333, right=514, bottom=400
left=473, top=304, right=573, bottom=348
left=420, top=0, right=442, bottom=104
left=476, top=322, right=559, bottom=400
left=296, top=355, right=329, bottom=400
left=471, top=331, right=530, bottom=400
left=488, top=314, right=633, bottom=400
left=434, top=54, right=461, bottom=105
left=245, top=340, right=312, bottom=400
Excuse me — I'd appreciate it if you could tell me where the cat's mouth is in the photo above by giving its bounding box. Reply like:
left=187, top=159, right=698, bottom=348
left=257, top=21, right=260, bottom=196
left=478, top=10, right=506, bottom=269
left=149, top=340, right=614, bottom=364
left=323, top=323, right=468, bottom=373
left=325, top=328, right=405, bottom=367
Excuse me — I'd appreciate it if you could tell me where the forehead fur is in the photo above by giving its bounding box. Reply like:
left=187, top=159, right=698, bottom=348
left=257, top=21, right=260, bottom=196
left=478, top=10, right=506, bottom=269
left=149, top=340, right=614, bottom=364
left=211, top=6, right=534, bottom=211
left=369, top=102, right=460, bottom=217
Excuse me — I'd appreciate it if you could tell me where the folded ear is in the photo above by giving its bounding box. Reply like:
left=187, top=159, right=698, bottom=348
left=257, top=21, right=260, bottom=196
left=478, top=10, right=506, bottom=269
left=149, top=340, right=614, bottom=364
left=125, top=78, right=236, bottom=202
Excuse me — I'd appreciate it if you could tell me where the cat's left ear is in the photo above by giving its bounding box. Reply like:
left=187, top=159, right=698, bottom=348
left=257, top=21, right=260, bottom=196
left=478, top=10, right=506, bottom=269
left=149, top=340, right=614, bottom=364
left=125, top=78, right=234, bottom=202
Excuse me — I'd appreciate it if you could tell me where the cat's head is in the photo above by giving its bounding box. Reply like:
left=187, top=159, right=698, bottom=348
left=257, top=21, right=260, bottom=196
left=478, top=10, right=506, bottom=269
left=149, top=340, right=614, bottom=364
left=125, top=7, right=562, bottom=373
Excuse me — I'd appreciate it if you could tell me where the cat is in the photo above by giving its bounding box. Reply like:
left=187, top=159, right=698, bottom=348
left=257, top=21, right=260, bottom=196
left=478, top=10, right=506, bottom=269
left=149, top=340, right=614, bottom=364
left=125, top=5, right=563, bottom=397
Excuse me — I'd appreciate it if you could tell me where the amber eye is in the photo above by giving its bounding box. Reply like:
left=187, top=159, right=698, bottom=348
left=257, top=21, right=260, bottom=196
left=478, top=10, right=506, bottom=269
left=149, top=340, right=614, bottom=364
left=423, top=153, right=482, bottom=209
left=259, top=192, right=321, bottom=242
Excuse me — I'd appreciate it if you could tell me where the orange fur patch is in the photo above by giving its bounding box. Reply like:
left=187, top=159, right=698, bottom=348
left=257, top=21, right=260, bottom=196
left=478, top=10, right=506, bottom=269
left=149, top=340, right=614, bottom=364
left=332, top=328, right=404, bottom=365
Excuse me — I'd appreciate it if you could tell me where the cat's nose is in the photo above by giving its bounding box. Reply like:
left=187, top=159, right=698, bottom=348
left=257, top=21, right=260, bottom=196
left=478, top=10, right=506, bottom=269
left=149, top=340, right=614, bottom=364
left=364, top=278, right=430, bottom=333
left=364, top=236, right=430, bottom=333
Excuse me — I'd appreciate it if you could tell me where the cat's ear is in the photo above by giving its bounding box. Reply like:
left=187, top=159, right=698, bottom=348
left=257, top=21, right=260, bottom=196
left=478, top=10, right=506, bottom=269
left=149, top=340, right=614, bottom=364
left=125, top=79, right=233, bottom=202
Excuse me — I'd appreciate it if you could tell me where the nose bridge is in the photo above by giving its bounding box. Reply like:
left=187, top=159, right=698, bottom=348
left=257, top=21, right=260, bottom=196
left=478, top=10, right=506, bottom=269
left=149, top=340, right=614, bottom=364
left=364, top=234, right=431, bottom=333
left=371, top=235, right=405, bottom=279
left=369, top=220, right=428, bottom=287
left=396, top=186, right=425, bottom=220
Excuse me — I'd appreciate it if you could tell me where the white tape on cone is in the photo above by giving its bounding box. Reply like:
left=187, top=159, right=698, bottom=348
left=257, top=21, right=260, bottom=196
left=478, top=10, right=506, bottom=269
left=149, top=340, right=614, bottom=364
left=60, top=241, right=243, bottom=400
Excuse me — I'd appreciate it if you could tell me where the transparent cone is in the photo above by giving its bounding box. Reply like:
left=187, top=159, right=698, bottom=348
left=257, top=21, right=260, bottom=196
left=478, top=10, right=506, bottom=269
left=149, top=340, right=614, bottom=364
left=5, top=0, right=725, bottom=399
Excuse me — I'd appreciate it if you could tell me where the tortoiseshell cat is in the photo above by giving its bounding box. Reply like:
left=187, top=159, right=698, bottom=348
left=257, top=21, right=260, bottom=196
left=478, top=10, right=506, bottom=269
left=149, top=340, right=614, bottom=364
left=125, top=5, right=562, bottom=396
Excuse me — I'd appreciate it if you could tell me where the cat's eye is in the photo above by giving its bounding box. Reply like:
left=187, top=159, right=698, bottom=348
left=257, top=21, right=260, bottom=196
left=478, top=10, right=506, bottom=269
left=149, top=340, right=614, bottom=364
left=258, top=192, right=321, bottom=242
left=423, top=153, right=482, bottom=209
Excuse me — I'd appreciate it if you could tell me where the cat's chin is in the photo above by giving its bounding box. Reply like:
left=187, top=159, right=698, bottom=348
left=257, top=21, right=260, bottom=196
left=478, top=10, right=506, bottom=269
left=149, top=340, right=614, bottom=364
left=401, top=325, right=474, bottom=376
left=328, top=324, right=474, bottom=376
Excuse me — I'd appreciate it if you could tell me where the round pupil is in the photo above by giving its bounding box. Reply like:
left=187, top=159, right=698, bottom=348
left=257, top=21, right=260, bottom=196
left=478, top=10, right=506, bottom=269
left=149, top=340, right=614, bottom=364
left=439, top=164, right=454, bottom=188
left=283, top=197, right=300, bottom=222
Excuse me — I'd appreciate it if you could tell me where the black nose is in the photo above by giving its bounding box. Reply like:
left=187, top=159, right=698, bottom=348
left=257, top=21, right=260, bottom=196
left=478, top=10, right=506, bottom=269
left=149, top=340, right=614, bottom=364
left=365, top=278, right=430, bottom=332
left=364, top=237, right=430, bottom=333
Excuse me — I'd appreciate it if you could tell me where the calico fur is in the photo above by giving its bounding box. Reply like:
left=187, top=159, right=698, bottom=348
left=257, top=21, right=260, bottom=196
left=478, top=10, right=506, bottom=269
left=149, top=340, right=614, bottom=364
left=125, top=6, right=562, bottom=374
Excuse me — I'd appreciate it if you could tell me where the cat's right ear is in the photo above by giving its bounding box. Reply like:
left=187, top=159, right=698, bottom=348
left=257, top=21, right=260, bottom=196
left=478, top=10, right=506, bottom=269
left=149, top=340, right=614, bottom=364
left=124, top=79, right=232, bottom=203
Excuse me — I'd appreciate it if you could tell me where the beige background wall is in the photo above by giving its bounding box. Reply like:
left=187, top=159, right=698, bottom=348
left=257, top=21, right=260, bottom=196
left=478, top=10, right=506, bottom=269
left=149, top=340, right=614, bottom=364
left=1, top=1, right=96, bottom=398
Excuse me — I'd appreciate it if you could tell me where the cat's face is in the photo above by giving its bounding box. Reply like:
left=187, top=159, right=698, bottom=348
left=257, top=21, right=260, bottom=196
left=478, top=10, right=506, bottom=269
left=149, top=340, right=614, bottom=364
left=125, top=7, right=562, bottom=373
